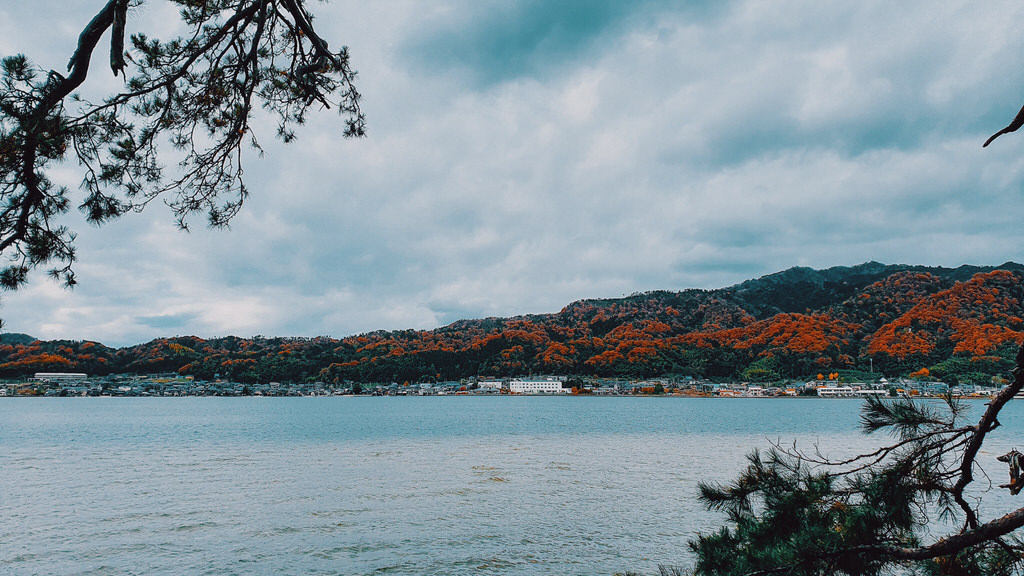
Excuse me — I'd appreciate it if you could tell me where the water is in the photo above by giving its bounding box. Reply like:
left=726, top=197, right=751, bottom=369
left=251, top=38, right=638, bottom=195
left=2, top=397, right=1023, bottom=575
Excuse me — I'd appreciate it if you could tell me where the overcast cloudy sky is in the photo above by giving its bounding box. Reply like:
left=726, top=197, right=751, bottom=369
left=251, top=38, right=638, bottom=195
left=2, top=0, right=1024, bottom=347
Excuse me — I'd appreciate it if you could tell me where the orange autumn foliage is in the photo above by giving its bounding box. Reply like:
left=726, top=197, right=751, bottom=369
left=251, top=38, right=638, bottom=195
left=867, top=271, right=1024, bottom=360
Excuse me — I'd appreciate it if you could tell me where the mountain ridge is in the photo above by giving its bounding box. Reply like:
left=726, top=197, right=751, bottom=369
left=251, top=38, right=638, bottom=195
left=4, top=262, right=1024, bottom=384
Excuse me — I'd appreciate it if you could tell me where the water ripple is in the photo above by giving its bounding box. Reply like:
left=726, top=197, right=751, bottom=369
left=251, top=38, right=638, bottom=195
left=3, top=397, right=1022, bottom=575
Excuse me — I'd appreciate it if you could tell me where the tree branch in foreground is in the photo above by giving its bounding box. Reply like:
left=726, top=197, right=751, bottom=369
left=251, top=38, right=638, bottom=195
left=0, top=0, right=364, bottom=309
left=688, top=345, right=1024, bottom=576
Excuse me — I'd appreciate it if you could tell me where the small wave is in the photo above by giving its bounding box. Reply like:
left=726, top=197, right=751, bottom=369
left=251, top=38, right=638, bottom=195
left=172, top=521, right=221, bottom=532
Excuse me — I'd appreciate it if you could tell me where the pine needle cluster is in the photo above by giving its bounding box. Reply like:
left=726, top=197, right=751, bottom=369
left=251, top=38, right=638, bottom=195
left=688, top=350, right=1024, bottom=576
left=0, top=0, right=364, bottom=317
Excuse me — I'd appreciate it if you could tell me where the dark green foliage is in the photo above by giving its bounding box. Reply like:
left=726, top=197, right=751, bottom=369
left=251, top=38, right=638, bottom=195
left=0, top=0, right=364, bottom=322
left=930, top=354, right=1013, bottom=386
left=688, top=378, right=1024, bottom=575
left=740, top=355, right=782, bottom=382
left=858, top=395, right=957, bottom=437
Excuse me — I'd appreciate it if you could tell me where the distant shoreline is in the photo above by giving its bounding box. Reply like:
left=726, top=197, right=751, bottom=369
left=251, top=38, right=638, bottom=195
left=0, top=393, right=985, bottom=400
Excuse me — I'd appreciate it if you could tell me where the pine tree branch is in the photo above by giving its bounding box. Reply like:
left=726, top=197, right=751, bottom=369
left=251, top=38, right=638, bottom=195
left=950, top=345, right=1024, bottom=528
left=738, top=506, right=1024, bottom=576
left=845, top=506, right=1024, bottom=561
left=69, top=1, right=266, bottom=124
left=0, top=1, right=120, bottom=256
left=0, top=0, right=365, bottom=298
left=110, top=0, right=128, bottom=77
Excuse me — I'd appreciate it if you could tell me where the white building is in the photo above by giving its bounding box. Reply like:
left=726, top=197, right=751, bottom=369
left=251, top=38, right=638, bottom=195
left=478, top=380, right=504, bottom=391
left=34, top=372, right=88, bottom=381
left=816, top=385, right=856, bottom=397
left=509, top=378, right=568, bottom=395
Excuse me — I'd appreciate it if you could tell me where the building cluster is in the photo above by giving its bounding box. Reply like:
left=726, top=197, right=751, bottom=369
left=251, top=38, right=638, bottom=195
left=1, top=374, right=573, bottom=397
left=701, top=379, right=1000, bottom=398
left=0, top=373, right=1004, bottom=399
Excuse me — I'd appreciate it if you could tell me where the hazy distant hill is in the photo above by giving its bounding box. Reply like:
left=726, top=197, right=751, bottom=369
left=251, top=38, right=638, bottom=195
left=0, top=333, right=37, bottom=346
left=3, top=262, right=1024, bottom=384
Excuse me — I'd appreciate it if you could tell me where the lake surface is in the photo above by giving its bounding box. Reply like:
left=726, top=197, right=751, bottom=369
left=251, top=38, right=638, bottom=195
left=3, top=397, right=1023, bottom=575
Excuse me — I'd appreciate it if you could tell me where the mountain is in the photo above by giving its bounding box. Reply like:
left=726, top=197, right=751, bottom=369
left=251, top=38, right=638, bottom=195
left=3, top=262, right=1024, bottom=384
left=719, top=261, right=1024, bottom=318
left=0, top=333, right=37, bottom=346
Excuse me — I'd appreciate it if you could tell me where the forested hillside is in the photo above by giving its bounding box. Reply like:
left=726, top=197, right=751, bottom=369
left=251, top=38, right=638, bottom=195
left=3, top=262, right=1024, bottom=384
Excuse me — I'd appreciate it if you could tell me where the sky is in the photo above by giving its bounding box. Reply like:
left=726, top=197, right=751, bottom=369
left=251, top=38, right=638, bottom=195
left=2, top=0, right=1024, bottom=347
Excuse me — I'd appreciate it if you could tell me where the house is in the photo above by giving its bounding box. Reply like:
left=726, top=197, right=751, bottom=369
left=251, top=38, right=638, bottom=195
left=509, top=378, right=568, bottom=394
left=816, top=385, right=856, bottom=397
left=34, top=372, right=88, bottom=382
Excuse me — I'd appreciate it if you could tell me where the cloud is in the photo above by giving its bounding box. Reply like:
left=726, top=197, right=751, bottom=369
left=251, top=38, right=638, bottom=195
left=137, top=313, right=199, bottom=331
left=4, top=0, right=1024, bottom=347
left=401, top=0, right=728, bottom=88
